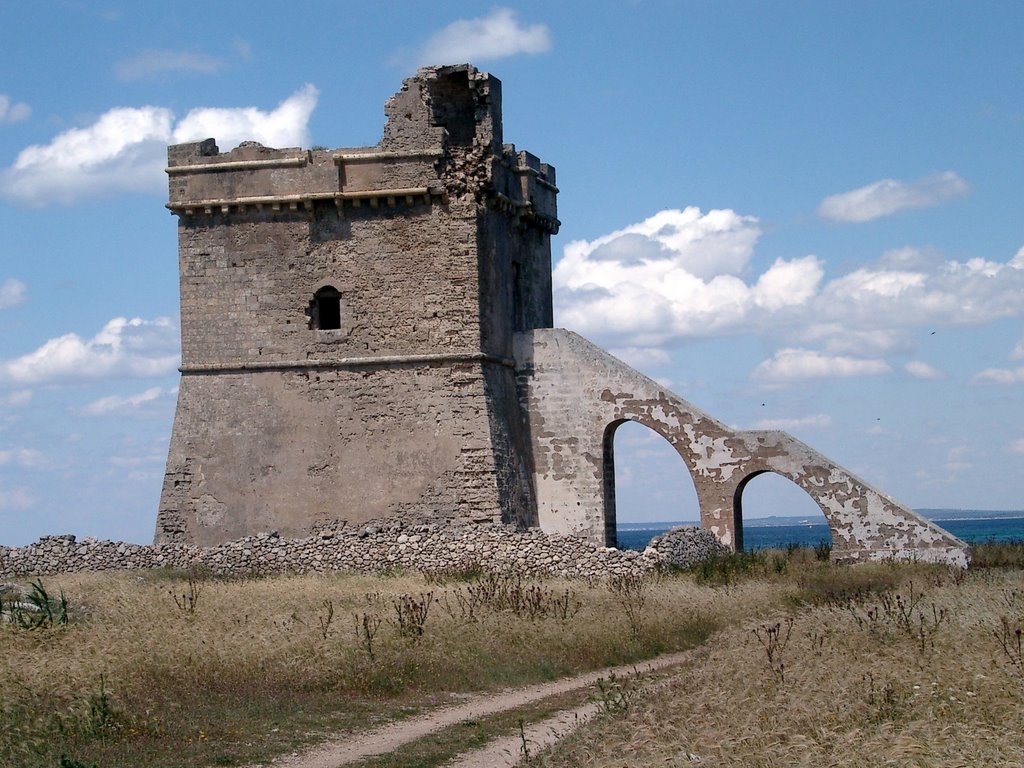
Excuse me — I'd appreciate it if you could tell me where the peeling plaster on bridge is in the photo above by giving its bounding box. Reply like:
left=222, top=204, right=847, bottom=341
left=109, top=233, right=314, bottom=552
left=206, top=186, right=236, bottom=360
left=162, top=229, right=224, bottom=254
left=514, top=329, right=969, bottom=567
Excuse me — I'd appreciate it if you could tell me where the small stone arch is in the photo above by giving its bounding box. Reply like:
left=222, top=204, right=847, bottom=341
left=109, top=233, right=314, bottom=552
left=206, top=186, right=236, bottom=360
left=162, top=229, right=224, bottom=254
left=733, top=469, right=832, bottom=552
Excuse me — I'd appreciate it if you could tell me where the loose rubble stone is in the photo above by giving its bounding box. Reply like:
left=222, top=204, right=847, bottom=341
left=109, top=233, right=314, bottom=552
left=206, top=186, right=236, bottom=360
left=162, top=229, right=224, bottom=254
left=647, top=526, right=730, bottom=569
left=0, top=521, right=687, bottom=580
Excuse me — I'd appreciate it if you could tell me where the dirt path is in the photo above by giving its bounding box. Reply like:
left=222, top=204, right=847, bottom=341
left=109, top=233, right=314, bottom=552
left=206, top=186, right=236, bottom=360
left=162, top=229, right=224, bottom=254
left=253, top=648, right=702, bottom=768
left=441, top=700, right=601, bottom=768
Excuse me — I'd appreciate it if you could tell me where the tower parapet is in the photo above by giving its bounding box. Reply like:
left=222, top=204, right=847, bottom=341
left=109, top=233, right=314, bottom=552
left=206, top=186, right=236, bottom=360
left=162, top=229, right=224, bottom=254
left=166, top=65, right=557, bottom=232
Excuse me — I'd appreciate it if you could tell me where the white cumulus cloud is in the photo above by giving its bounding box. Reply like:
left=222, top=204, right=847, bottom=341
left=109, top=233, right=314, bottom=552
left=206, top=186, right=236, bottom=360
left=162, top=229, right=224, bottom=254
left=0, top=448, right=46, bottom=469
left=972, top=366, right=1024, bottom=384
left=83, top=386, right=172, bottom=415
left=752, top=349, right=891, bottom=383
left=0, top=95, right=31, bottom=124
left=416, top=8, right=551, bottom=65
left=0, top=278, right=26, bottom=309
left=0, top=317, right=180, bottom=385
left=172, top=84, right=318, bottom=149
left=1012, top=338, right=1024, bottom=361
left=818, top=171, right=969, bottom=223
left=553, top=209, right=1024, bottom=378
left=0, top=85, right=318, bottom=206
left=802, top=250, right=1024, bottom=351
left=0, top=485, right=35, bottom=511
left=1010, top=439, right=1024, bottom=455
left=116, top=49, right=224, bottom=81
left=1, top=106, right=174, bottom=205
left=795, top=325, right=913, bottom=356
left=904, top=360, right=944, bottom=380
left=554, top=207, right=822, bottom=347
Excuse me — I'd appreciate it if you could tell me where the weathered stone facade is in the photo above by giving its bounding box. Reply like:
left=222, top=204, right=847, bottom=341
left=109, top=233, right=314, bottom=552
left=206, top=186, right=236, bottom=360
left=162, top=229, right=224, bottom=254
left=157, top=64, right=969, bottom=567
left=158, top=65, right=553, bottom=545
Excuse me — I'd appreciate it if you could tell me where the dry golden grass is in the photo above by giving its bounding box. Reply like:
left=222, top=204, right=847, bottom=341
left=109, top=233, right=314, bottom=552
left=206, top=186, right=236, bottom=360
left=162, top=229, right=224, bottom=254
left=1, top=567, right=764, bottom=768
left=534, top=565, right=1024, bottom=767
left=8, top=554, right=1013, bottom=768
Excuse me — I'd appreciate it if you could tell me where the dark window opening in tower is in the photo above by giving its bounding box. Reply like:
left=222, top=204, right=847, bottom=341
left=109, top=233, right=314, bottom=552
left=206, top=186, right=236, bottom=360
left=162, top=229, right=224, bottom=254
left=310, top=286, right=342, bottom=330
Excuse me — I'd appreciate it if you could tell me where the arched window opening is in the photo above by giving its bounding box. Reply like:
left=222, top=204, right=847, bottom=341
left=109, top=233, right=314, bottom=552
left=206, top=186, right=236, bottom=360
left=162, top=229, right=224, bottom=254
left=309, top=286, right=341, bottom=331
left=606, top=420, right=700, bottom=551
left=734, top=472, right=830, bottom=553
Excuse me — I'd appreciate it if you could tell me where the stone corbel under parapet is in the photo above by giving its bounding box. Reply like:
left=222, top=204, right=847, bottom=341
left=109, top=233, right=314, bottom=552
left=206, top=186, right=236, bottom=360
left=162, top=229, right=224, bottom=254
left=165, top=186, right=447, bottom=217
left=487, top=192, right=560, bottom=234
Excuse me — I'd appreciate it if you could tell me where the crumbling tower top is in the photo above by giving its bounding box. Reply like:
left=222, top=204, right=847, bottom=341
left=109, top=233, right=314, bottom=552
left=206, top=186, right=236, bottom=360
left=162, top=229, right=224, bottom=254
left=165, top=64, right=557, bottom=234
left=382, top=64, right=503, bottom=153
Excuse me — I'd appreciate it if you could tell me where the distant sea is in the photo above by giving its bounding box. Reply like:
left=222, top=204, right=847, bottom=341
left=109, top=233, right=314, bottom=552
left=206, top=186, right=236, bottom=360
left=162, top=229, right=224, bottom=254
left=616, top=510, right=1024, bottom=551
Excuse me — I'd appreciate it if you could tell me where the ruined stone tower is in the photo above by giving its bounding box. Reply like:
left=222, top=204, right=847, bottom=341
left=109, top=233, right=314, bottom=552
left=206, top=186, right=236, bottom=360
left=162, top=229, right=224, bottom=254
left=158, top=65, right=968, bottom=566
left=157, top=65, right=556, bottom=545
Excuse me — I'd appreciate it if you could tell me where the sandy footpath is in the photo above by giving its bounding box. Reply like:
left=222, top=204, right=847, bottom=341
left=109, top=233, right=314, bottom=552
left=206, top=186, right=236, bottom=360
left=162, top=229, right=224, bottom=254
left=252, top=648, right=702, bottom=768
left=441, top=700, right=601, bottom=768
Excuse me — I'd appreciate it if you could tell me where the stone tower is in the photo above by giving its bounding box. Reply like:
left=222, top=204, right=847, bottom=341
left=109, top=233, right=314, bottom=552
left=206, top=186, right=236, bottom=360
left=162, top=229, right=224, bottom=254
left=158, top=65, right=968, bottom=566
left=157, top=65, right=558, bottom=545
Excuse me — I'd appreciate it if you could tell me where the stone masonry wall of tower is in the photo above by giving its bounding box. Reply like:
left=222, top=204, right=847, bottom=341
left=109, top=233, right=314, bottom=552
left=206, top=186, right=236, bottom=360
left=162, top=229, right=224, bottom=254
left=156, top=65, right=558, bottom=545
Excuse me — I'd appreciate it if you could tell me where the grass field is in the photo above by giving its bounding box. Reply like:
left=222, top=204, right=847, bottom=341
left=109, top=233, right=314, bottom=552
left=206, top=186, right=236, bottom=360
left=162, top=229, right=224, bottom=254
left=2, top=542, right=1023, bottom=767
left=534, top=543, right=1024, bottom=767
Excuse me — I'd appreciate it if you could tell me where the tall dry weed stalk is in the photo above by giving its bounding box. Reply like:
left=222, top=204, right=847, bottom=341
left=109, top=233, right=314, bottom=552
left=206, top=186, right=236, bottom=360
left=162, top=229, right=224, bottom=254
left=847, top=579, right=949, bottom=652
left=439, top=574, right=582, bottom=623
left=753, top=618, right=793, bottom=683
left=169, top=575, right=201, bottom=615
left=862, top=672, right=908, bottom=725
left=391, top=591, right=434, bottom=640
left=318, top=599, right=335, bottom=639
left=353, top=611, right=383, bottom=660
left=608, top=573, right=649, bottom=640
left=994, top=616, right=1024, bottom=677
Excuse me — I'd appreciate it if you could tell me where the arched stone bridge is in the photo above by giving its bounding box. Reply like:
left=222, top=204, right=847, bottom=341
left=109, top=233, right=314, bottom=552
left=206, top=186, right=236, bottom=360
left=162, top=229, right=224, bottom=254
left=514, top=329, right=969, bottom=566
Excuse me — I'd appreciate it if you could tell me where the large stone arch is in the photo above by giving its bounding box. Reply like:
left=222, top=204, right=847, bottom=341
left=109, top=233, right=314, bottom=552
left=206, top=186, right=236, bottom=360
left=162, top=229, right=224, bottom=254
left=514, top=328, right=968, bottom=566
left=601, top=417, right=702, bottom=547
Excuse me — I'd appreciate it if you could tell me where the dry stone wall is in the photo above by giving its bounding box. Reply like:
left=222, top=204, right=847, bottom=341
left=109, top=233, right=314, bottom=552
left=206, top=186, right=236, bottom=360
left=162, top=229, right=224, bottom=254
left=648, top=526, right=731, bottom=568
left=1, top=523, right=668, bottom=581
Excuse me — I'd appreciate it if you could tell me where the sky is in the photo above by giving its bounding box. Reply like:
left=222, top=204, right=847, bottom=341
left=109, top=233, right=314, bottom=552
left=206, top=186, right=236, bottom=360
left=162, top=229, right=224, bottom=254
left=0, top=1, right=1021, bottom=545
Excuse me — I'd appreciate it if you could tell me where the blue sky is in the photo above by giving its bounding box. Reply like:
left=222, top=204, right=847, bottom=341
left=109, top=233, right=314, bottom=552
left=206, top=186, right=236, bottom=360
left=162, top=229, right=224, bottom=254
left=1, top=2, right=1021, bottom=545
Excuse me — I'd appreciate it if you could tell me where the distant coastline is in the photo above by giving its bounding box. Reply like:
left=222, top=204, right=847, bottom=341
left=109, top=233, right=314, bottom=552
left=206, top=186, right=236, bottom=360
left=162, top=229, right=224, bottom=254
left=618, top=508, right=1024, bottom=530
left=917, top=508, right=1024, bottom=522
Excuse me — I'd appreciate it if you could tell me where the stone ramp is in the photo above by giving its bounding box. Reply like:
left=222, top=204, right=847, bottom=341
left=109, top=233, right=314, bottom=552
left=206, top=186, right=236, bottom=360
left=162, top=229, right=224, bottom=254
left=515, top=328, right=969, bottom=566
